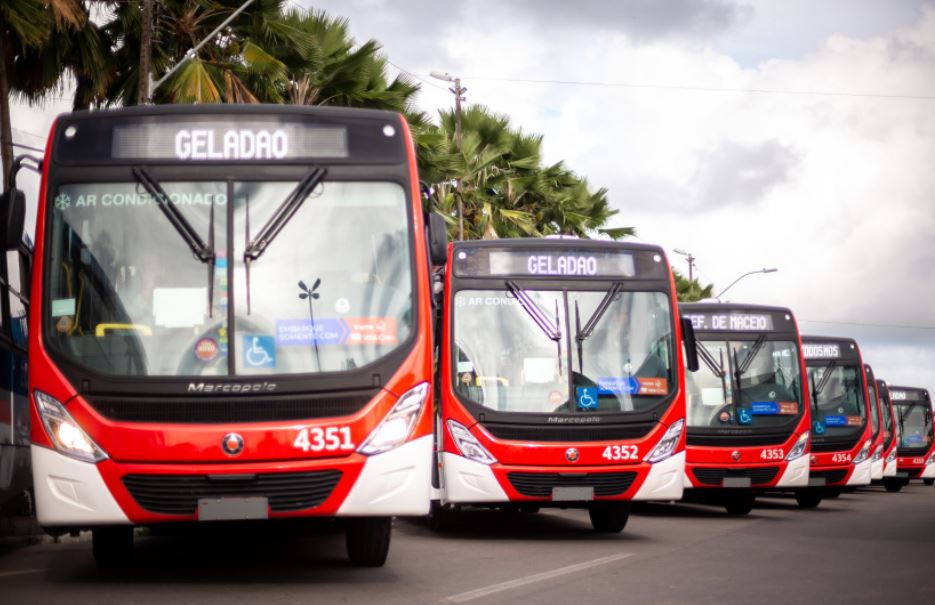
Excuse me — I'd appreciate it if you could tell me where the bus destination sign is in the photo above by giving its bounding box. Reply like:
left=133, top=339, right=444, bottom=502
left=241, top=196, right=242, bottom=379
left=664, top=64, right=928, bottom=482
left=454, top=248, right=636, bottom=278
left=112, top=121, right=349, bottom=161
left=683, top=312, right=775, bottom=332
left=889, top=389, right=921, bottom=402
left=802, top=343, right=842, bottom=359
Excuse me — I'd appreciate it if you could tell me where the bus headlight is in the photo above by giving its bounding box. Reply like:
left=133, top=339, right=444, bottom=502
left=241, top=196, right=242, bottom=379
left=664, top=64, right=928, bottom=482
left=926, top=452, right=935, bottom=466
left=886, top=448, right=897, bottom=464
left=447, top=419, right=497, bottom=465
left=852, top=440, right=872, bottom=465
left=358, top=383, right=429, bottom=455
left=34, top=390, right=107, bottom=463
left=786, top=431, right=810, bottom=461
left=645, top=419, right=684, bottom=464
left=871, top=445, right=884, bottom=462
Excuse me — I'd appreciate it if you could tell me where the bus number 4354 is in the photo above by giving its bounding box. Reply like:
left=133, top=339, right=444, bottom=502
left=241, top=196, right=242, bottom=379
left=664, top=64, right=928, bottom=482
left=294, top=427, right=355, bottom=452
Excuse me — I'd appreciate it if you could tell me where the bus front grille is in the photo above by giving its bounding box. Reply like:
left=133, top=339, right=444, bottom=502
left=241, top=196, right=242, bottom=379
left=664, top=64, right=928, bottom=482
left=87, top=389, right=378, bottom=424
left=506, top=472, right=638, bottom=497
left=809, top=469, right=849, bottom=485
left=482, top=422, right=656, bottom=442
left=122, top=470, right=343, bottom=515
left=692, top=467, right=780, bottom=486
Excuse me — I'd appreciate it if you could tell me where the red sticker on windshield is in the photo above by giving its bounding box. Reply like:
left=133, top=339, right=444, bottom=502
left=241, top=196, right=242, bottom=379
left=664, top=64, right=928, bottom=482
left=637, top=377, right=668, bottom=395
left=346, top=317, right=397, bottom=345
left=778, top=402, right=799, bottom=415
left=194, top=337, right=219, bottom=361
left=847, top=415, right=862, bottom=426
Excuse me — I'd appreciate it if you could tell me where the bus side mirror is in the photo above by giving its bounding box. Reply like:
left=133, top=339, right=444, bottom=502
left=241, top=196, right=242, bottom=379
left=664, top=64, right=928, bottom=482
left=1, top=189, right=26, bottom=252
left=428, top=212, right=448, bottom=265
left=681, top=317, right=700, bottom=372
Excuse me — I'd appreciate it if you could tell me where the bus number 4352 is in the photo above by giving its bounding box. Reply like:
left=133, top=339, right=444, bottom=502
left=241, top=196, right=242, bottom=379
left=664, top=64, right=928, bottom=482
left=294, top=427, right=355, bottom=452
left=602, top=445, right=639, bottom=461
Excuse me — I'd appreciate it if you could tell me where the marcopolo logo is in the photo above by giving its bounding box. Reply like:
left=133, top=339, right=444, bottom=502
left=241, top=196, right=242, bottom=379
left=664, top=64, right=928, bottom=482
left=187, top=381, right=277, bottom=394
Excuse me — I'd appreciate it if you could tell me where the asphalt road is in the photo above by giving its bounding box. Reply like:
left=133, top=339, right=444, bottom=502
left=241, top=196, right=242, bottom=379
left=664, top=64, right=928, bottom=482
left=2, top=483, right=933, bottom=604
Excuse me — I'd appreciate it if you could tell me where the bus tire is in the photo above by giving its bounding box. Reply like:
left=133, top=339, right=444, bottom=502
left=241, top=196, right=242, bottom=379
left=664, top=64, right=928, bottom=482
left=345, top=517, right=392, bottom=567
left=795, top=488, right=822, bottom=509
left=588, top=502, right=630, bottom=533
left=824, top=488, right=842, bottom=499
left=427, top=501, right=454, bottom=533
left=924, top=479, right=934, bottom=486
left=883, top=478, right=903, bottom=493
left=723, top=491, right=755, bottom=516
left=92, top=526, right=133, bottom=568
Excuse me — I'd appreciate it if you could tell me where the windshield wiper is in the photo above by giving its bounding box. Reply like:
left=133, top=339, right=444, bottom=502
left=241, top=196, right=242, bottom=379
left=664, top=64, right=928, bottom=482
left=505, top=281, right=561, bottom=342
left=573, top=283, right=623, bottom=373
left=814, top=360, right=838, bottom=397
left=243, top=167, right=327, bottom=313
left=132, top=167, right=216, bottom=316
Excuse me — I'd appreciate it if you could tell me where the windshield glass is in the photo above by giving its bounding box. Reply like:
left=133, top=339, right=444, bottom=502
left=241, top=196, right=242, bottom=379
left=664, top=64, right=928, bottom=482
left=806, top=365, right=867, bottom=436
left=868, top=381, right=880, bottom=439
left=686, top=339, right=802, bottom=428
left=45, top=180, right=412, bottom=376
left=894, top=403, right=934, bottom=451
left=452, top=289, right=673, bottom=414
left=880, top=390, right=895, bottom=448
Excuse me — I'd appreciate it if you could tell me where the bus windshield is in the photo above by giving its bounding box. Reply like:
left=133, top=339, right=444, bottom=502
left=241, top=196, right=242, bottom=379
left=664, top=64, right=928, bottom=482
left=686, top=340, right=802, bottom=428
left=45, top=180, right=412, bottom=376
left=868, top=380, right=880, bottom=439
left=894, top=403, right=934, bottom=451
left=453, top=289, right=673, bottom=414
left=806, top=365, right=867, bottom=435
left=880, top=389, right=895, bottom=449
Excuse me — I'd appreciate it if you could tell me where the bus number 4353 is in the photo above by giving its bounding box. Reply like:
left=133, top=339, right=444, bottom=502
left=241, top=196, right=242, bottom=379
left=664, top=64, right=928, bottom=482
left=294, top=427, right=355, bottom=452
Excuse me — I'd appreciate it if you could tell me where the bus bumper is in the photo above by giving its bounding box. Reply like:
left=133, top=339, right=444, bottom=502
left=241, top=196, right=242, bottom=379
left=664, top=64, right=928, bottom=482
left=846, top=459, right=873, bottom=486
left=922, top=462, right=935, bottom=479
left=682, top=456, right=806, bottom=490
left=883, top=458, right=898, bottom=477
left=33, top=435, right=431, bottom=527
left=870, top=458, right=884, bottom=481
left=775, top=455, right=809, bottom=487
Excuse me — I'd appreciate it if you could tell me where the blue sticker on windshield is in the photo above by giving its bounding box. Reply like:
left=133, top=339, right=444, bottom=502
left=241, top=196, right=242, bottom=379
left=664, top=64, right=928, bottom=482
left=824, top=415, right=848, bottom=427
left=813, top=421, right=826, bottom=435
left=576, top=387, right=599, bottom=411
left=737, top=408, right=753, bottom=425
left=598, top=377, right=640, bottom=395
left=277, top=318, right=348, bottom=345
left=243, top=335, right=275, bottom=368
left=751, top=401, right=780, bottom=415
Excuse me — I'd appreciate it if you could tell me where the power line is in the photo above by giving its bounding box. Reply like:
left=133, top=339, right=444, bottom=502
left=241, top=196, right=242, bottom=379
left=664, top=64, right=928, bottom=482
left=10, top=142, right=45, bottom=153
left=800, top=318, right=935, bottom=330
left=460, top=75, right=935, bottom=101
left=387, top=60, right=448, bottom=92
left=12, top=127, right=46, bottom=142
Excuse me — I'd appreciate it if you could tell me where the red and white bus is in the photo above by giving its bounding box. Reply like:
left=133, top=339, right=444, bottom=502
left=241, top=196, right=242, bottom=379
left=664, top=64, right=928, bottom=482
left=888, top=386, right=935, bottom=488
left=802, top=336, right=874, bottom=498
left=875, top=379, right=900, bottom=489
left=21, top=105, right=445, bottom=566
left=680, top=303, right=812, bottom=514
left=432, top=239, right=696, bottom=532
left=864, top=365, right=885, bottom=482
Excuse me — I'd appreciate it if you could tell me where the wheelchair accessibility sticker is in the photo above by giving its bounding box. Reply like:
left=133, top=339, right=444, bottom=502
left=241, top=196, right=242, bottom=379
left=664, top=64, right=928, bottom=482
left=243, top=335, right=276, bottom=368
left=576, top=387, right=599, bottom=411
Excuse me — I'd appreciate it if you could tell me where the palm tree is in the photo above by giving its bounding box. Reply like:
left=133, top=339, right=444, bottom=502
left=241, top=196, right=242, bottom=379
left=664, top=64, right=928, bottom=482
left=674, top=269, right=715, bottom=302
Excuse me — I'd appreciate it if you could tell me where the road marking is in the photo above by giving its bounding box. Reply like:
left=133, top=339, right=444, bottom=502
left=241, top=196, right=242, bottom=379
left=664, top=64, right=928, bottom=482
left=441, top=552, right=634, bottom=603
left=0, top=569, right=42, bottom=578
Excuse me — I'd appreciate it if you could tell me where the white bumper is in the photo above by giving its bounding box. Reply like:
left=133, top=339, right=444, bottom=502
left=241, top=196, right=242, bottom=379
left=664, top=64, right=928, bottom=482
left=633, top=451, right=685, bottom=501
left=921, top=462, right=935, bottom=479
left=439, top=452, right=509, bottom=504
left=883, top=457, right=898, bottom=477
left=846, top=458, right=873, bottom=486
left=775, top=455, right=810, bottom=488
left=870, top=458, right=884, bottom=481
left=31, top=444, right=129, bottom=526
left=337, top=434, right=432, bottom=516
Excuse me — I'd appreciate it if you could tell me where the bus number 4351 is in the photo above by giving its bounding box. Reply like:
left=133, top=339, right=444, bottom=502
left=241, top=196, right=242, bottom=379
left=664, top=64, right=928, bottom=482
left=294, top=427, right=355, bottom=452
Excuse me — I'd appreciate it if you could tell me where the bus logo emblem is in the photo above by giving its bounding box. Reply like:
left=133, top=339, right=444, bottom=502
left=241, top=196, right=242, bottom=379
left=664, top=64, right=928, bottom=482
left=731, top=450, right=741, bottom=461
left=565, top=448, right=580, bottom=463
left=222, top=433, right=244, bottom=456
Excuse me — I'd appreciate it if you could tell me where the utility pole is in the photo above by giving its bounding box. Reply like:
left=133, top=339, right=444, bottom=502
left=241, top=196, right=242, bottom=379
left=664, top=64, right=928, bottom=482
left=674, top=248, right=696, bottom=282
left=138, top=0, right=154, bottom=104
left=429, top=71, right=467, bottom=239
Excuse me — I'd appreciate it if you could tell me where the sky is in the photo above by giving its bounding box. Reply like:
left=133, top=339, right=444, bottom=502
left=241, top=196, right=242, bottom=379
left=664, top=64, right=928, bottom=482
left=10, top=0, right=935, bottom=391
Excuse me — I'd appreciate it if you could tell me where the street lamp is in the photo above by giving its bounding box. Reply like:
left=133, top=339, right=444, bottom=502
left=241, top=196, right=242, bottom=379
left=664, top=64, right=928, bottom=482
left=430, top=70, right=468, bottom=240
left=673, top=248, right=696, bottom=282
left=715, top=268, right=778, bottom=300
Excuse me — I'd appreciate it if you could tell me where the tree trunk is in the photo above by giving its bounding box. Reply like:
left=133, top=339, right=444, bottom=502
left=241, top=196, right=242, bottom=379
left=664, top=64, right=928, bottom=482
left=138, top=0, right=154, bottom=104
left=0, top=25, right=14, bottom=190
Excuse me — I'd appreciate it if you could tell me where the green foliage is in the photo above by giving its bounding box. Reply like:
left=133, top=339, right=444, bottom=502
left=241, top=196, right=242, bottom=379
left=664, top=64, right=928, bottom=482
left=416, top=105, right=632, bottom=241
left=674, top=269, right=715, bottom=302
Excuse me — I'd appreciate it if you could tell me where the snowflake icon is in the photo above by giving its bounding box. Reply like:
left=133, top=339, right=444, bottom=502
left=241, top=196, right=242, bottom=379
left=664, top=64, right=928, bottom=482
left=54, top=193, right=72, bottom=211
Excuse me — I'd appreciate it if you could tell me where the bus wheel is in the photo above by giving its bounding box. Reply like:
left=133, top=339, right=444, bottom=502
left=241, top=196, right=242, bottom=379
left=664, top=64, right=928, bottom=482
left=92, top=526, right=133, bottom=568
left=588, top=502, right=630, bottom=533
left=824, top=488, right=842, bottom=499
left=924, top=479, right=934, bottom=486
left=518, top=505, right=540, bottom=514
left=795, top=488, right=823, bottom=509
left=723, top=491, right=755, bottom=516
left=883, top=478, right=903, bottom=493
left=427, top=501, right=455, bottom=533
left=345, top=517, right=392, bottom=567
